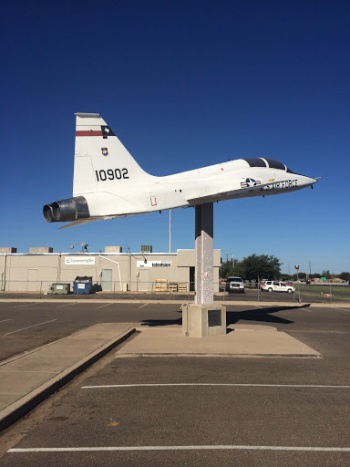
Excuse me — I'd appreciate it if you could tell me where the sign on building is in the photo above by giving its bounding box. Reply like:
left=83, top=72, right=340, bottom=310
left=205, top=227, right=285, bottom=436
left=137, top=260, right=172, bottom=269
left=65, top=256, right=96, bottom=265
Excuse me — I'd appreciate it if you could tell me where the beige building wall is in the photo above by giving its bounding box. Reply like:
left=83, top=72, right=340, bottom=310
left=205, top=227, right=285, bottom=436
left=0, top=249, right=221, bottom=293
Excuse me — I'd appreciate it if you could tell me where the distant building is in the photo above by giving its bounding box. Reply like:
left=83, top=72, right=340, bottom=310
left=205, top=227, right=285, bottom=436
left=0, top=246, right=221, bottom=293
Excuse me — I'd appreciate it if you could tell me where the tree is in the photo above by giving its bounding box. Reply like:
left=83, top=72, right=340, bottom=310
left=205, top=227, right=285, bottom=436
left=220, top=258, right=238, bottom=278
left=236, top=254, right=281, bottom=281
left=293, top=271, right=307, bottom=281
left=339, top=272, right=350, bottom=281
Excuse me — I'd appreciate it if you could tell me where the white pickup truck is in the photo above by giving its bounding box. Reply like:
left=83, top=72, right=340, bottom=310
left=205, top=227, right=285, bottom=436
left=225, top=276, right=245, bottom=293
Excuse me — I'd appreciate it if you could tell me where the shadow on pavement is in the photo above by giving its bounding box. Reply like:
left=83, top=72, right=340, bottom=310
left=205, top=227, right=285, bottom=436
left=139, top=304, right=310, bottom=327
left=226, top=306, right=300, bottom=325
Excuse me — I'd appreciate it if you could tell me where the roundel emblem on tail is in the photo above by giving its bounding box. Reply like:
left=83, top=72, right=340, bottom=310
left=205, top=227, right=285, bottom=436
left=101, top=148, right=109, bottom=156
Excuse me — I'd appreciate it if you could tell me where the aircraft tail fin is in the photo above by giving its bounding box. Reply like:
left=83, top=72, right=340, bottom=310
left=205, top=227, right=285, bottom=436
left=73, top=113, right=151, bottom=196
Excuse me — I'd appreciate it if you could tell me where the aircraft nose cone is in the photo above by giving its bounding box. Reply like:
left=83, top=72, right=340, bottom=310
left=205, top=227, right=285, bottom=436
left=303, top=176, right=319, bottom=191
left=302, top=175, right=318, bottom=186
left=309, top=176, right=319, bottom=185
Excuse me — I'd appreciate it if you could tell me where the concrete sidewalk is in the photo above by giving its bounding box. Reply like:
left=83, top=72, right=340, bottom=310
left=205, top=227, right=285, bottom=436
left=0, top=322, right=320, bottom=433
left=0, top=323, right=135, bottom=432
left=118, top=324, right=321, bottom=358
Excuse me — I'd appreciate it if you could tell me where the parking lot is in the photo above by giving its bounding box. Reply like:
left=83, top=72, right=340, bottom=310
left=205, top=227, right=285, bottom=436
left=0, top=300, right=350, bottom=466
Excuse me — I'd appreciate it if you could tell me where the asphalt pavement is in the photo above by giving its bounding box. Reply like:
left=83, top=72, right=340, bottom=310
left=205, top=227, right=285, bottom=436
left=0, top=300, right=320, bottom=432
left=0, top=299, right=349, bottom=466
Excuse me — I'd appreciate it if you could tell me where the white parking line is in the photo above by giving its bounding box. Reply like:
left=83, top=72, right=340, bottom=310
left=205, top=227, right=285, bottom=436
left=2, top=319, right=57, bottom=337
left=330, top=307, right=350, bottom=312
left=55, top=303, right=78, bottom=309
left=0, top=319, right=12, bottom=323
left=9, top=445, right=350, bottom=453
left=138, top=303, right=149, bottom=310
left=82, top=383, right=350, bottom=389
left=96, top=303, right=114, bottom=309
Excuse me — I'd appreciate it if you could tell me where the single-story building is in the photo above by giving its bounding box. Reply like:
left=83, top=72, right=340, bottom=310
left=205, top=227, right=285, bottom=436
left=0, top=246, right=221, bottom=293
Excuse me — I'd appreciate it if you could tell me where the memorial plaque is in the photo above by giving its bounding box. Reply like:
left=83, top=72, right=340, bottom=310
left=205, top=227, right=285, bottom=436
left=208, top=309, right=221, bottom=327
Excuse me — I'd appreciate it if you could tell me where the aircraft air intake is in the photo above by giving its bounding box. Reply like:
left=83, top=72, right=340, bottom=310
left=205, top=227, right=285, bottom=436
left=43, top=196, right=90, bottom=223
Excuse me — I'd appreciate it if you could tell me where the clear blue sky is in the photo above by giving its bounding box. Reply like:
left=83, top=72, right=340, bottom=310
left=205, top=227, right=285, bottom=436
left=1, top=0, right=349, bottom=275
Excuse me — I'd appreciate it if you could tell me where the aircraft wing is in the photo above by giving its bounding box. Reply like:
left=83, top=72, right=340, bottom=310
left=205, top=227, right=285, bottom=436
left=58, top=215, right=125, bottom=229
left=59, top=219, right=100, bottom=229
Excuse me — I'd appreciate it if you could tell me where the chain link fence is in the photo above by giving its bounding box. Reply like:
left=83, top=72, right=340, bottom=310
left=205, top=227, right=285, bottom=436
left=1, top=280, right=350, bottom=303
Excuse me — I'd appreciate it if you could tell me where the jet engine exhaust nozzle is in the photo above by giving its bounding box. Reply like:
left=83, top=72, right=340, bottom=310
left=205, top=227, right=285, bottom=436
left=43, top=196, right=90, bottom=223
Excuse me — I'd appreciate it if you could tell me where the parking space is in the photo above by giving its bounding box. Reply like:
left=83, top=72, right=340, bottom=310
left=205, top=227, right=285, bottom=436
left=0, top=302, right=182, bottom=361
left=2, top=356, right=350, bottom=466
left=0, top=302, right=349, bottom=466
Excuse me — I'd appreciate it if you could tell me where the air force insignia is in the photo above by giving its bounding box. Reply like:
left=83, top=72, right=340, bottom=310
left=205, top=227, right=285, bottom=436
left=240, top=178, right=262, bottom=188
left=101, top=148, right=108, bottom=156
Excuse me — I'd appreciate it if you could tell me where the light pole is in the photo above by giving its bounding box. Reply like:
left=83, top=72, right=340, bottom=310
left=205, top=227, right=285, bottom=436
left=294, top=265, right=301, bottom=302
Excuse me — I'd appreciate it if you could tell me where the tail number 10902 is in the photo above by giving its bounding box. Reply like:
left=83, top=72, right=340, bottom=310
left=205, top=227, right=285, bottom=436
left=95, top=168, right=129, bottom=182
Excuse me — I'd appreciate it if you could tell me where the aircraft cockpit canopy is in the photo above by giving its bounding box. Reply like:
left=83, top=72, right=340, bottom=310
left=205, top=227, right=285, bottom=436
left=244, top=157, right=295, bottom=174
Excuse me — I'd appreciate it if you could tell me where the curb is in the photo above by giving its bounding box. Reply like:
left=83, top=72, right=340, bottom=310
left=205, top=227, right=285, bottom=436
left=0, top=327, right=135, bottom=432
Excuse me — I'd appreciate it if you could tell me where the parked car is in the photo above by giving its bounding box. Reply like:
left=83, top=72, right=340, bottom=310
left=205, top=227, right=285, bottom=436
left=261, top=280, right=295, bottom=294
left=225, top=276, right=245, bottom=293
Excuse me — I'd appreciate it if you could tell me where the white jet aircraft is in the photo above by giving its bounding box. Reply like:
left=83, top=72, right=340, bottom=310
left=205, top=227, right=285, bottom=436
left=43, top=113, right=318, bottom=227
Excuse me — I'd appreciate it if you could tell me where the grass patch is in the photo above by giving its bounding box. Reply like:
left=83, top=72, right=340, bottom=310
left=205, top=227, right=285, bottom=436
left=298, top=284, right=350, bottom=300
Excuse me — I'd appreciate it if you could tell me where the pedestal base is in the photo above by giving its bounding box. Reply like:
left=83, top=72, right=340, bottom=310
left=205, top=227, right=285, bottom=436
left=182, top=303, right=226, bottom=338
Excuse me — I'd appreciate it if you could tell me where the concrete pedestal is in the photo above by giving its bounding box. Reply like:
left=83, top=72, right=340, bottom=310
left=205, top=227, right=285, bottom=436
left=182, top=203, right=226, bottom=338
left=182, top=303, right=226, bottom=338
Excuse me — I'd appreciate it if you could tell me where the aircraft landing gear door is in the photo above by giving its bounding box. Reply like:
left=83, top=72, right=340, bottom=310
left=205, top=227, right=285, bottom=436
left=101, top=269, right=112, bottom=291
